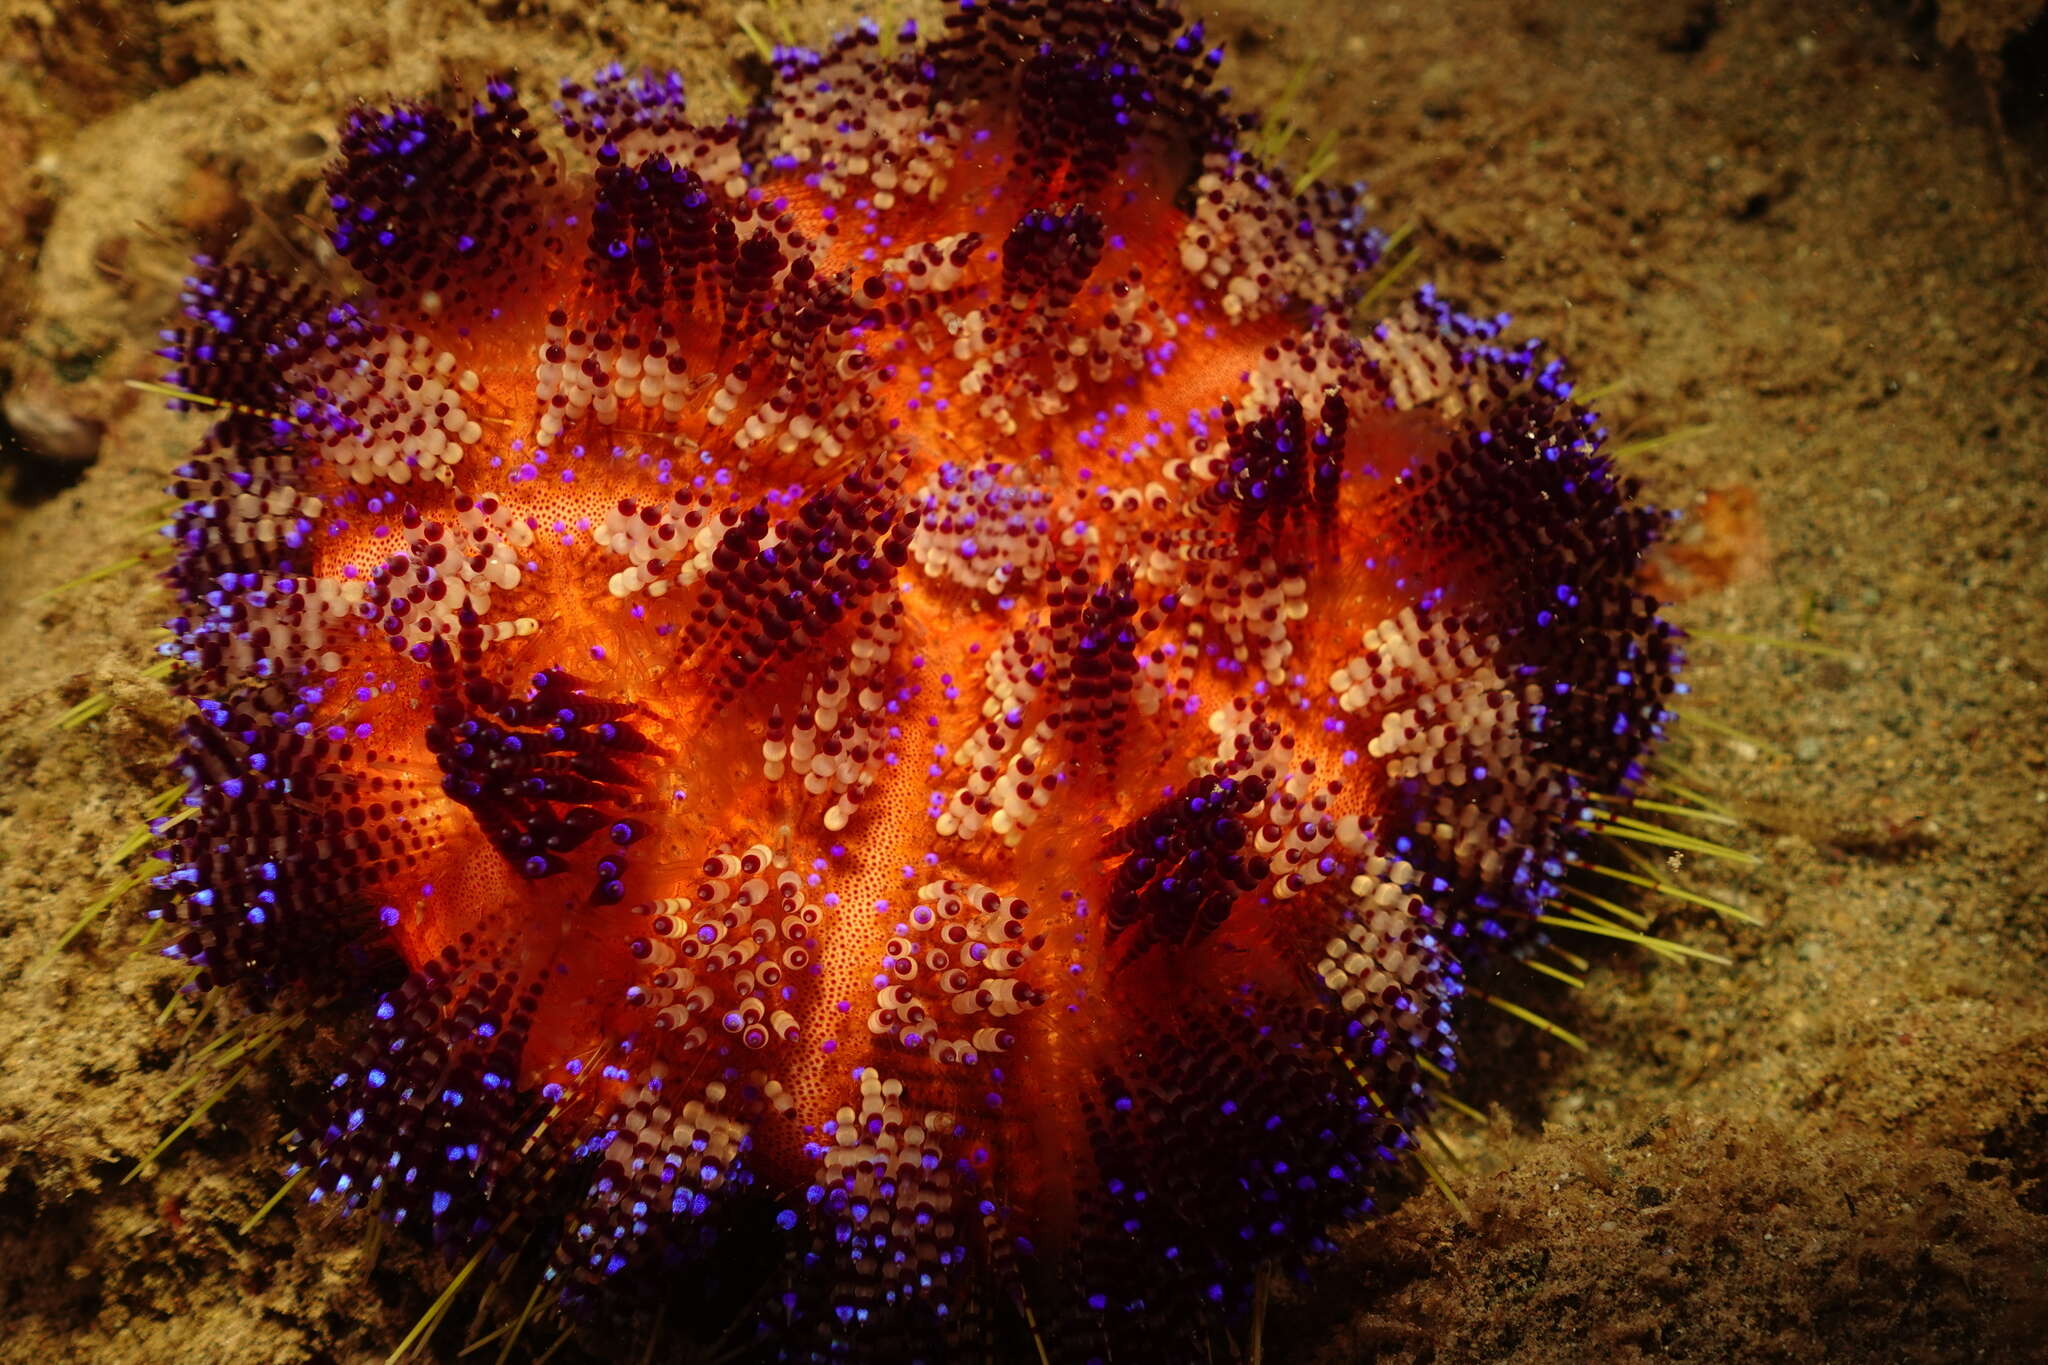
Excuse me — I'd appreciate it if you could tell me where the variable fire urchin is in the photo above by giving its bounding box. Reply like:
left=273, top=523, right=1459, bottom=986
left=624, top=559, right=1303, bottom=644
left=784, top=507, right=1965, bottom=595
left=147, top=0, right=1683, bottom=1359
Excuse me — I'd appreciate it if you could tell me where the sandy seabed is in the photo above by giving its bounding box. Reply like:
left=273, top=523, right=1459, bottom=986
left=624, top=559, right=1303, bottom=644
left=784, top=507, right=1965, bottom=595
left=0, top=1, right=2043, bottom=1361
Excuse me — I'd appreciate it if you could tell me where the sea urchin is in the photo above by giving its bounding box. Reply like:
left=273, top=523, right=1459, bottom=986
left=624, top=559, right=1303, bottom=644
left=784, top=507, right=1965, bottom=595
left=148, top=1, right=1681, bottom=1359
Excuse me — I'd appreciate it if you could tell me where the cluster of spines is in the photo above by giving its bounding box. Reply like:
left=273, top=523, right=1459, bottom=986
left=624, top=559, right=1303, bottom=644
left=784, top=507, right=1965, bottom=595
left=1055, top=995, right=1401, bottom=1354
left=681, top=464, right=916, bottom=706
left=937, top=563, right=1170, bottom=845
left=626, top=843, right=819, bottom=1050
left=762, top=602, right=906, bottom=835
left=784, top=1068, right=980, bottom=1354
left=1200, top=386, right=1349, bottom=530
left=424, top=666, right=652, bottom=894
left=310, top=946, right=539, bottom=1234
left=1103, top=774, right=1270, bottom=951
left=148, top=670, right=438, bottom=997
left=924, top=0, right=1238, bottom=191
left=907, top=461, right=1059, bottom=596
left=328, top=78, right=550, bottom=304
left=869, top=879, right=1045, bottom=1064
left=553, top=1068, right=762, bottom=1289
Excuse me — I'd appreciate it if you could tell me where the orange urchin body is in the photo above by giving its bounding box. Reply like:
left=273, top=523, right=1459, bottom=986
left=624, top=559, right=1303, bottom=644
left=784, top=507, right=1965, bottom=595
left=152, top=3, right=1680, bottom=1359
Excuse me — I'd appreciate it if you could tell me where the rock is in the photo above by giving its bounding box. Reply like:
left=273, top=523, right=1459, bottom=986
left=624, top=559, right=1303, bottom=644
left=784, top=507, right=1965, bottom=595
left=2, top=361, right=104, bottom=462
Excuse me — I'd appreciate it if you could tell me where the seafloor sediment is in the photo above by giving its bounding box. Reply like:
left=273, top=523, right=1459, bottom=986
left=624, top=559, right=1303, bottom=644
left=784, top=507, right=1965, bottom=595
left=0, top=2, right=2043, bottom=1362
